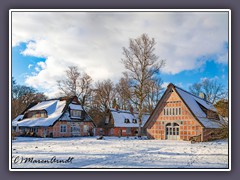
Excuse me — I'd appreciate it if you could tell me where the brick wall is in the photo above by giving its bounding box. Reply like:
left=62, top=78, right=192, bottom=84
left=94, top=127, right=140, bottom=137
left=52, top=121, right=95, bottom=137
left=146, top=88, right=203, bottom=141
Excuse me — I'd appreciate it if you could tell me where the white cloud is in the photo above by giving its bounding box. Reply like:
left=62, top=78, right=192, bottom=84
left=12, top=11, right=229, bottom=97
left=162, top=82, right=170, bottom=89
left=200, top=76, right=220, bottom=84
left=28, top=64, right=33, bottom=69
left=37, top=61, right=47, bottom=69
left=35, top=67, right=40, bottom=72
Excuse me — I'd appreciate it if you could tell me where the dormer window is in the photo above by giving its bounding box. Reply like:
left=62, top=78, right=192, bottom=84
left=24, top=110, right=47, bottom=119
left=105, top=115, right=110, bottom=125
left=70, top=110, right=82, bottom=118
left=124, top=118, right=130, bottom=123
left=132, top=119, right=137, bottom=123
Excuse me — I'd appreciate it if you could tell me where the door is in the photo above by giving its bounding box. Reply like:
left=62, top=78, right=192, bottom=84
left=166, top=122, right=180, bottom=140
left=71, top=124, right=80, bottom=136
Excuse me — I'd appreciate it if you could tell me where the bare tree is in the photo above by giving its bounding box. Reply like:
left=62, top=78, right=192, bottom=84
left=215, top=99, right=229, bottom=117
left=88, top=79, right=115, bottom=126
left=189, top=83, right=202, bottom=96
left=121, top=33, right=165, bottom=137
left=145, top=77, right=163, bottom=113
left=11, top=77, right=47, bottom=119
left=57, top=66, right=93, bottom=107
left=92, top=79, right=115, bottom=112
left=115, top=77, right=131, bottom=110
left=189, top=78, right=226, bottom=104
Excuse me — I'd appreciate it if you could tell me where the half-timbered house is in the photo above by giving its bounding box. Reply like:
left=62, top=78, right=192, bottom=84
left=12, top=96, right=95, bottom=138
left=144, top=83, right=225, bottom=141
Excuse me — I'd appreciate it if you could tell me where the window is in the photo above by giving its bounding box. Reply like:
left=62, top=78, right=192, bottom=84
left=25, top=111, right=47, bottom=119
left=126, top=127, right=131, bottom=134
left=83, top=125, right=89, bottom=133
left=132, top=119, right=137, bottom=123
left=124, top=119, right=130, bottom=123
left=71, top=110, right=82, bottom=118
left=71, top=125, right=80, bottom=132
left=60, top=125, right=67, bottom=133
left=164, top=107, right=183, bottom=116
left=105, top=115, right=110, bottom=124
left=110, top=128, right=114, bottom=135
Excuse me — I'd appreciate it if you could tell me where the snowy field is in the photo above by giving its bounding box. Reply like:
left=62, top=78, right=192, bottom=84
left=11, top=137, right=229, bottom=169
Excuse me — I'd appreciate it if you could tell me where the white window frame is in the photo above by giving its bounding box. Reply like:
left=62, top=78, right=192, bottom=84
left=60, top=125, right=67, bottom=133
left=71, top=110, right=82, bottom=118
left=163, top=107, right=182, bottom=116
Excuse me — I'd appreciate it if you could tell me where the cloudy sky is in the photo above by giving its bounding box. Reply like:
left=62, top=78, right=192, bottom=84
left=11, top=10, right=229, bottom=98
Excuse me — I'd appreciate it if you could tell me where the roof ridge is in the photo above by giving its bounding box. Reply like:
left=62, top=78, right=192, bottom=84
left=172, top=83, right=213, bottom=105
left=110, top=108, right=150, bottom=115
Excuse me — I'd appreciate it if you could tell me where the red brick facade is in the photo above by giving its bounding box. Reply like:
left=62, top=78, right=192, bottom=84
left=146, top=87, right=204, bottom=141
left=95, top=127, right=139, bottom=137
left=145, top=84, right=222, bottom=141
left=12, top=96, right=96, bottom=138
left=15, top=121, right=95, bottom=138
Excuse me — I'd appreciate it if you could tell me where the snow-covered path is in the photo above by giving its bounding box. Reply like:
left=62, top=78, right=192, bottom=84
left=11, top=137, right=229, bottom=169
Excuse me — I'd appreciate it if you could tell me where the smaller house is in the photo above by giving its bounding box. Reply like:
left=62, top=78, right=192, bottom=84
left=95, top=107, right=150, bottom=137
left=12, top=96, right=95, bottom=138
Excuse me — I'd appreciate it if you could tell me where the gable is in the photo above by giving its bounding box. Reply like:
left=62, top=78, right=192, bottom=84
left=59, top=97, right=94, bottom=123
left=145, top=83, right=222, bottom=129
left=144, top=85, right=203, bottom=129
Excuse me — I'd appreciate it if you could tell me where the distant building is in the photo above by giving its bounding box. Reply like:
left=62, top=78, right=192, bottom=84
left=12, top=96, right=95, bottom=138
left=95, top=107, right=150, bottom=137
left=144, top=83, right=225, bottom=141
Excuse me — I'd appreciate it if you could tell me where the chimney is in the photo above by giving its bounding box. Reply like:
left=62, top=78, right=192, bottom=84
left=129, top=106, right=134, bottom=115
left=115, top=105, right=119, bottom=111
left=199, top=92, right=207, bottom=101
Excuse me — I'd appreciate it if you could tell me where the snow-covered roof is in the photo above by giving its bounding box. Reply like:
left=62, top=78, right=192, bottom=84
left=12, top=97, right=93, bottom=127
left=12, top=100, right=66, bottom=127
left=69, top=103, right=83, bottom=111
left=28, top=100, right=59, bottom=114
left=110, top=108, right=150, bottom=128
left=174, top=86, right=221, bottom=128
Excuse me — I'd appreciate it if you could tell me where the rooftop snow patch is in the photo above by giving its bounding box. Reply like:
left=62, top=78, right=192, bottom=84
left=28, top=100, right=59, bottom=115
left=12, top=100, right=66, bottom=127
left=69, top=103, right=83, bottom=111
left=110, top=108, right=150, bottom=128
left=175, top=86, right=221, bottom=128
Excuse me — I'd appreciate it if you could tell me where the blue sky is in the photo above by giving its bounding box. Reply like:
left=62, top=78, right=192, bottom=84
left=160, top=59, right=228, bottom=89
left=11, top=11, right=229, bottom=97
left=12, top=43, right=45, bottom=85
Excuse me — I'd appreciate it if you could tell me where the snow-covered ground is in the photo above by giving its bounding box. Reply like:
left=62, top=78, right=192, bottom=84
left=11, top=137, right=229, bottom=169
